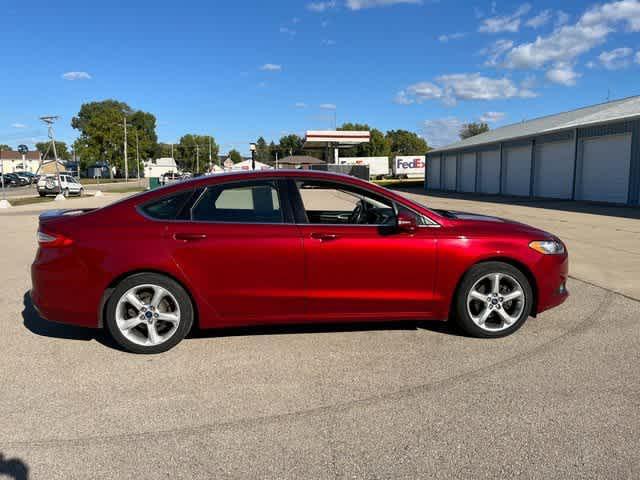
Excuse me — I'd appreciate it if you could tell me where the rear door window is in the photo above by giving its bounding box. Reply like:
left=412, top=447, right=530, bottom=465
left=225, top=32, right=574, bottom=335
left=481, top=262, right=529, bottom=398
left=191, top=181, right=283, bottom=223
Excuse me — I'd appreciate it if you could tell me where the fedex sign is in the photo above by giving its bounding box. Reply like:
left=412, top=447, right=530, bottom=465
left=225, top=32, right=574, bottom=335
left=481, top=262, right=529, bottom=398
left=393, top=155, right=426, bottom=179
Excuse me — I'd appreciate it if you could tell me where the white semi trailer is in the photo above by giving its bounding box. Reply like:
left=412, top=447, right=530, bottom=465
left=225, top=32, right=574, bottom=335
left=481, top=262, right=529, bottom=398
left=337, top=157, right=390, bottom=179
left=393, top=156, right=426, bottom=179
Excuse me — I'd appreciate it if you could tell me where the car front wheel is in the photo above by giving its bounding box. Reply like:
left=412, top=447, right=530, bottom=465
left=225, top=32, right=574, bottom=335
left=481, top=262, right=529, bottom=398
left=454, top=262, right=533, bottom=338
left=105, top=273, right=194, bottom=354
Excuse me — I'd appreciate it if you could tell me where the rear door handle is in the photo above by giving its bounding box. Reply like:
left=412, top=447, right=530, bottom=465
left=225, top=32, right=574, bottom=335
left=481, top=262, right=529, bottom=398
left=311, top=232, right=339, bottom=242
left=174, top=233, right=207, bottom=241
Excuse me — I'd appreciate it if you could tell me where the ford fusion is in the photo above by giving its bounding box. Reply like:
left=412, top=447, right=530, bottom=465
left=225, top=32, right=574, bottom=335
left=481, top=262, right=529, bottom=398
left=31, top=171, right=568, bottom=354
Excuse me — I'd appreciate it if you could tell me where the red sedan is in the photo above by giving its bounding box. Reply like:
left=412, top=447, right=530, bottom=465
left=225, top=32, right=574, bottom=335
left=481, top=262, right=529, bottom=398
left=31, top=170, right=568, bottom=354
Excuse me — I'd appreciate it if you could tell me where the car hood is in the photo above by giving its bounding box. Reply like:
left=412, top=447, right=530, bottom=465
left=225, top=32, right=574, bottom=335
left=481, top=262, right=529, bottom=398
left=439, top=209, right=552, bottom=239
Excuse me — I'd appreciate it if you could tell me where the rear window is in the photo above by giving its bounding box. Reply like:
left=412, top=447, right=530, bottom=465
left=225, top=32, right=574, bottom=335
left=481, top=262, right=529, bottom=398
left=141, top=190, right=195, bottom=220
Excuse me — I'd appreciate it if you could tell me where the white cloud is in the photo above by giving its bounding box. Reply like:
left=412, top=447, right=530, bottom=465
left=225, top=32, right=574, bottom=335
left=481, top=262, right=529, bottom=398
left=438, top=32, right=466, bottom=42
left=346, top=0, right=422, bottom=10
left=598, top=47, right=633, bottom=69
left=295, top=102, right=308, bottom=108
left=636, top=51, right=640, bottom=63
left=397, top=73, right=535, bottom=106
left=479, top=3, right=532, bottom=33
left=421, top=117, right=464, bottom=147
left=279, top=26, right=296, bottom=36
left=260, top=63, right=282, bottom=71
left=526, top=9, right=552, bottom=28
left=61, top=71, right=91, bottom=80
left=307, top=1, right=336, bottom=12
left=556, top=10, right=570, bottom=27
left=481, top=39, right=514, bottom=66
left=546, top=63, right=581, bottom=86
left=480, top=111, right=506, bottom=123
left=320, top=103, right=337, bottom=110
left=504, top=0, right=640, bottom=76
left=11, top=123, right=26, bottom=128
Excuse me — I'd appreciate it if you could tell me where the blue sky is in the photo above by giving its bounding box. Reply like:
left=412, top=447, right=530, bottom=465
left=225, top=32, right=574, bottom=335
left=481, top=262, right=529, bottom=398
left=2, top=0, right=640, bottom=154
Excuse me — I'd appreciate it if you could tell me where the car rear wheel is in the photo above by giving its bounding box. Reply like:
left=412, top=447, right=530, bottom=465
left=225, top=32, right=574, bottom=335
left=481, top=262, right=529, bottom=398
left=454, top=262, right=532, bottom=338
left=105, top=273, right=194, bottom=354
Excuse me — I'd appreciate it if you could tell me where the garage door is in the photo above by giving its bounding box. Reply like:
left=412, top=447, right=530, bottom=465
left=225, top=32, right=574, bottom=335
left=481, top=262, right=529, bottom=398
left=577, top=134, right=631, bottom=204
left=478, top=150, right=500, bottom=194
left=427, top=156, right=441, bottom=189
left=444, top=155, right=457, bottom=191
left=459, top=153, right=476, bottom=192
left=533, top=141, right=574, bottom=199
left=503, top=145, right=531, bottom=196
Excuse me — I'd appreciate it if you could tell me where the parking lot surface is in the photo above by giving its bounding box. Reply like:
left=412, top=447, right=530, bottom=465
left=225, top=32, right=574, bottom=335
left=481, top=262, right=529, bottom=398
left=0, top=192, right=639, bottom=479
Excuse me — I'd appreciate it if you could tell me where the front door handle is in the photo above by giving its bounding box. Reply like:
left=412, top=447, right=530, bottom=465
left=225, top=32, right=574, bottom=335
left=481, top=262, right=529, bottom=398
left=174, top=233, right=207, bottom=242
left=311, top=232, right=339, bottom=242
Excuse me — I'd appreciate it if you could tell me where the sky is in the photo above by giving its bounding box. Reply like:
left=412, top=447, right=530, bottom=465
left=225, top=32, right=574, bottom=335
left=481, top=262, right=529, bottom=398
left=2, top=0, right=640, bottom=154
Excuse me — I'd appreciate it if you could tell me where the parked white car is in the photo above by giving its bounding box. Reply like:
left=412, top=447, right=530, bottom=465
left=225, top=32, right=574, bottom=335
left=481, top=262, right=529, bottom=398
left=37, top=174, right=84, bottom=197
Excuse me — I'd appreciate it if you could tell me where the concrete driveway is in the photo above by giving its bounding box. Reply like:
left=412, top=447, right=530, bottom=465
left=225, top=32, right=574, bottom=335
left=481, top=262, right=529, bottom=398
left=0, top=192, right=638, bottom=479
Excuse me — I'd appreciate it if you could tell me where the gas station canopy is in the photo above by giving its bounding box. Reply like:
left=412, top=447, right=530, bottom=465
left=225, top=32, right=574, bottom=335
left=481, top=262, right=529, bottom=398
left=303, top=130, right=370, bottom=150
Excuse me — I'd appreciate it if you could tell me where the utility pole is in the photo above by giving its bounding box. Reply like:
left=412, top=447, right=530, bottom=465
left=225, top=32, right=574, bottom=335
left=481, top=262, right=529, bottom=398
left=123, top=115, right=128, bottom=182
left=208, top=137, right=212, bottom=172
left=195, top=143, right=199, bottom=173
left=171, top=143, right=174, bottom=159
left=135, top=131, right=140, bottom=181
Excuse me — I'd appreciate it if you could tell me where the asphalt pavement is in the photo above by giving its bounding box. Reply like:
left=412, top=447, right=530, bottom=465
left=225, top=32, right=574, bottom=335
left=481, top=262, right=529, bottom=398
left=0, top=192, right=638, bottom=479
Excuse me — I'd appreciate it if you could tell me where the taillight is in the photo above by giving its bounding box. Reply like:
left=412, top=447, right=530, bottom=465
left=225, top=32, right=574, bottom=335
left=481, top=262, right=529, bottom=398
left=37, top=230, right=73, bottom=247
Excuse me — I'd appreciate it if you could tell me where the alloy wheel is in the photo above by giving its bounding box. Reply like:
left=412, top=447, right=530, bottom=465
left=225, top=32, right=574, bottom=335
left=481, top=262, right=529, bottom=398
left=466, top=272, right=526, bottom=332
left=115, top=284, right=181, bottom=346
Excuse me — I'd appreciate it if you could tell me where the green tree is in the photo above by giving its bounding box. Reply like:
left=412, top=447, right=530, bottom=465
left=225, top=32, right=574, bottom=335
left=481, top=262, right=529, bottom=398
left=278, top=134, right=304, bottom=157
left=255, top=137, right=271, bottom=164
left=175, top=134, right=219, bottom=172
left=228, top=149, right=243, bottom=163
left=0, top=144, right=12, bottom=151
left=338, top=123, right=390, bottom=158
left=459, top=122, right=489, bottom=139
left=72, top=99, right=159, bottom=178
left=35, top=141, right=71, bottom=160
left=386, top=129, right=429, bottom=157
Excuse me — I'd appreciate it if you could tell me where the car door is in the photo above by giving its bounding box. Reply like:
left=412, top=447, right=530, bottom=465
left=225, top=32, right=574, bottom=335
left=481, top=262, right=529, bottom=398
left=165, top=179, right=306, bottom=327
left=291, top=179, right=439, bottom=322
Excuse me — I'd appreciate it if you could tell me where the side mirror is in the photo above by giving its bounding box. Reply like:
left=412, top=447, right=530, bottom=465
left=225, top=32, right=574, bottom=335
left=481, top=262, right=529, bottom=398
left=396, top=211, right=417, bottom=234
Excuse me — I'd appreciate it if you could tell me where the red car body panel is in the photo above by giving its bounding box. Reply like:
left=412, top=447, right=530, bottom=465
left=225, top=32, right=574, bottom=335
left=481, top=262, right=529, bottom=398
left=30, top=170, right=568, bottom=330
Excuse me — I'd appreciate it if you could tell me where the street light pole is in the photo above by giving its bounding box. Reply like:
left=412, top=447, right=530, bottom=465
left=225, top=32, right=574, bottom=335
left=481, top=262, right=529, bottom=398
left=123, top=116, right=128, bottom=183
left=250, top=143, right=256, bottom=170
left=135, top=131, right=140, bottom=181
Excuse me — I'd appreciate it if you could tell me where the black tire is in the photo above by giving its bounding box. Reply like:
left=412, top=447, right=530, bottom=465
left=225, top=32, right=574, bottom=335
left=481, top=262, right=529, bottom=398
left=39, top=192, right=46, bottom=197
left=105, top=273, right=194, bottom=354
left=63, top=188, right=69, bottom=197
left=453, top=261, right=533, bottom=338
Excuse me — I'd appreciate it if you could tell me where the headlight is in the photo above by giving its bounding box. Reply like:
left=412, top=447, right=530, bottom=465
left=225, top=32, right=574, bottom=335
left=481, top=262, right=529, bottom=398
left=529, top=240, right=565, bottom=255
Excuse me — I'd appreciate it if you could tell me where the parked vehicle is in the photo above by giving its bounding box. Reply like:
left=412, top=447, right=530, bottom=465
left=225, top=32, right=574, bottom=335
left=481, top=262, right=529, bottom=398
left=37, top=174, right=84, bottom=197
left=337, top=157, right=389, bottom=179
left=1, top=173, right=21, bottom=187
left=31, top=170, right=568, bottom=354
left=393, top=155, right=425, bottom=179
left=2, top=173, right=28, bottom=187
left=17, top=171, right=38, bottom=184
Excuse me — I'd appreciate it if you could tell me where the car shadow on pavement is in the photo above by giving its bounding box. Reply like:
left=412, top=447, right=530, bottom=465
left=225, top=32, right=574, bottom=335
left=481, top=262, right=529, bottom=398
left=21, top=292, right=120, bottom=350
left=188, top=318, right=463, bottom=340
left=0, top=453, right=29, bottom=480
left=22, top=291, right=463, bottom=350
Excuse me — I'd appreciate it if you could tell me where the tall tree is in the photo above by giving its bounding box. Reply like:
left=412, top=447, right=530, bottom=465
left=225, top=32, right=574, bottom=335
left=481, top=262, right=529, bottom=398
left=386, top=129, right=429, bottom=157
left=71, top=99, right=159, bottom=178
left=0, top=144, right=11, bottom=151
left=255, top=137, right=271, bottom=164
left=278, top=134, right=304, bottom=157
left=459, top=122, right=489, bottom=139
left=338, top=123, right=390, bottom=158
left=228, top=149, right=243, bottom=163
left=35, top=141, right=71, bottom=160
left=175, top=134, right=219, bottom=172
